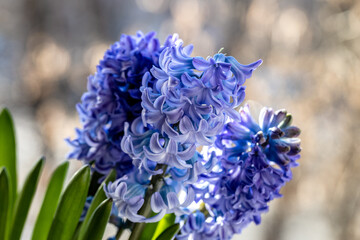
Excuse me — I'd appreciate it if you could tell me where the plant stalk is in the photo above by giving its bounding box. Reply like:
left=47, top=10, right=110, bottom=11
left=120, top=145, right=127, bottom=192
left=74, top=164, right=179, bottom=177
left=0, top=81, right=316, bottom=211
left=128, top=165, right=167, bottom=240
left=115, top=227, right=124, bottom=240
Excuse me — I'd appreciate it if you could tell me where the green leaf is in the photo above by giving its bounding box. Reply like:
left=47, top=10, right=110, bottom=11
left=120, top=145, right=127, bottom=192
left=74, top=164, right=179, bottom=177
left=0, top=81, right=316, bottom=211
left=139, top=212, right=159, bottom=240
left=0, top=108, right=17, bottom=237
left=78, top=198, right=113, bottom=240
left=78, top=169, right=116, bottom=238
left=152, top=213, right=176, bottom=240
left=155, top=223, right=180, bottom=240
left=71, top=222, right=82, bottom=240
left=9, top=158, right=44, bottom=240
left=0, top=168, right=10, bottom=240
left=31, top=161, right=69, bottom=240
left=47, top=165, right=91, bottom=240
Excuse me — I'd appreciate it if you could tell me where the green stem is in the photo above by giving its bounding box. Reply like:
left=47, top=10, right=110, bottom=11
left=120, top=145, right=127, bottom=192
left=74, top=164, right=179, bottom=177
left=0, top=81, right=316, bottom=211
left=128, top=165, right=167, bottom=240
left=115, top=227, right=123, bottom=240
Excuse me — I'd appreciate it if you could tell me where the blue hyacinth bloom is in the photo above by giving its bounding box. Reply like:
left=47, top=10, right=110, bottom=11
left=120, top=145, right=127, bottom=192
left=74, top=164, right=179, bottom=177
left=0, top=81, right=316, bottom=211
left=141, top=43, right=262, bottom=147
left=104, top=168, right=150, bottom=223
left=182, top=105, right=301, bottom=239
left=67, top=32, right=178, bottom=177
left=68, top=30, right=301, bottom=240
left=104, top=167, right=196, bottom=223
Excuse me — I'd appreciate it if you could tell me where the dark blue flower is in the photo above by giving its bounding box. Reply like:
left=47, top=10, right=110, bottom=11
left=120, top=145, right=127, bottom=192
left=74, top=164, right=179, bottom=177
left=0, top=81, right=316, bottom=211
left=180, top=105, right=301, bottom=240
left=150, top=183, right=194, bottom=219
left=121, top=116, right=198, bottom=174
left=176, top=211, right=207, bottom=240
left=67, top=30, right=301, bottom=240
left=105, top=167, right=195, bottom=223
left=121, top=115, right=216, bottom=184
left=217, top=104, right=301, bottom=171
left=141, top=44, right=262, bottom=148
left=104, top=168, right=150, bottom=223
left=169, top=151, right=217, bottom=184
left=67, top=31, right=178, bottom=177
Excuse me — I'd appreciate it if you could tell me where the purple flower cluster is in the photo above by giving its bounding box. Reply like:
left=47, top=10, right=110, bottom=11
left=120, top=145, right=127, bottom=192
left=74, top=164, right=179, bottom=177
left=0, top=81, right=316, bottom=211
left=179, top=105, right=301, bottom=239
left=67, top=32, right=178, bottom=177
left=68, top=31, right=301, bottom=240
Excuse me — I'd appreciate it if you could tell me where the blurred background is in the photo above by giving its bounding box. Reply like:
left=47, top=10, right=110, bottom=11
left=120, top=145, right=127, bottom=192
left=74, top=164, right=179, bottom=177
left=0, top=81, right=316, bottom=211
left=0, top=0, right=359, bottom=239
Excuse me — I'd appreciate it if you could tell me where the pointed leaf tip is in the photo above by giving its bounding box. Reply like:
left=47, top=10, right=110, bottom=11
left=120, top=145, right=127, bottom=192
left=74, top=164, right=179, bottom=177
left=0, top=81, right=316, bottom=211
left=152, top=213, right=176, bottom=240
left=155, top=223, right=180, bottom=240
left=78, top=169, right=116, bottom=238
left=9, top=158, right=44, bottom=240
left=31, top=161, right=69, bottom=240
left=0, top=108, right=17, bottom=219
left=78, top=198, right=113, bottom=240
left=0, top=168, right=10, bottom=240
left=47, top=165, right=91, bottom=240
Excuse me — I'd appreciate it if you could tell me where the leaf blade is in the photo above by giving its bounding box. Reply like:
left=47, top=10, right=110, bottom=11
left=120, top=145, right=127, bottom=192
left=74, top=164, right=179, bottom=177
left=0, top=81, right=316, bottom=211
left=47, top=165, right=91, bottom=240
left=140, top=212, right=159, bottom=240
left=31, top=161, right=69, bottom=240
left=0, top=168, right=10, bottom=240
left=0, top=108, right=17, bottom=201
left=78, top=198, right=113, bottom=240
left=0, top=108, right=17, bottom=238
left=78, top=169, right=116, bottom=238
left=152, top=213, right=176, bottom=240
left=155, top=223, right=180, bottom=240
left=9, top=158, right=44, bottom=240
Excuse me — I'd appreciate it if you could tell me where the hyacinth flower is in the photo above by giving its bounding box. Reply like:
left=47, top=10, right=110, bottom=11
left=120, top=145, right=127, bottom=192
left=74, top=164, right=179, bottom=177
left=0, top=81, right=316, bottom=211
left=178, top=105, right=301, bottom=240
left=104, top=169, right=149, bottom=223
left=141, top=44, right=262, bottom=146
left=66, top=30, right=301, bottom=240
left=67, top=32, right=179, bottom=178
left=105, top=166, right=196, bottom=222
left=110, top=35, right=261, bottom=237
